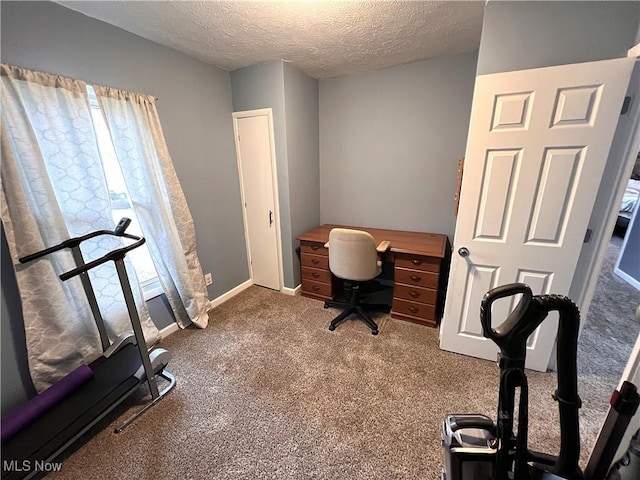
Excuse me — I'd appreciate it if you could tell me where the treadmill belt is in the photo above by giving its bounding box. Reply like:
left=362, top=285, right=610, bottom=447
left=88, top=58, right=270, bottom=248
left=1, top=344, right=144, bottom=479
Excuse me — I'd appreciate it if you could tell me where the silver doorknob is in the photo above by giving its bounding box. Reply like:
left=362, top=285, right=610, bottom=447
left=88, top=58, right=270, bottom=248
left=458, top=247, right=470, bottom=257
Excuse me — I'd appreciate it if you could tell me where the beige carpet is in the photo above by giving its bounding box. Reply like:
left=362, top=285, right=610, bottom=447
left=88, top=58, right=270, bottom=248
left=47, top=285, right=616, bottom=479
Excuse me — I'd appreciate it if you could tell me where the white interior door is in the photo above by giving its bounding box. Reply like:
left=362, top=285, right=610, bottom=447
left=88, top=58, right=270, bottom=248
left=234, top=112, right=281, bottom=291
left=440, top=58, right=635, bottom=371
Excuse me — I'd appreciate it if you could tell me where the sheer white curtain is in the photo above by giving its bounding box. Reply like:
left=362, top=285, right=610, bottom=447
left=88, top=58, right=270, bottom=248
left=94, top=86, right=211, bottom=328
left=0, top=64, right=159, bottom=391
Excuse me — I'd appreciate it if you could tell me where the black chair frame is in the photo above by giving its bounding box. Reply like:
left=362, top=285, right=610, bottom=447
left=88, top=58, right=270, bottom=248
left=324, top=281, right=390, bottom=335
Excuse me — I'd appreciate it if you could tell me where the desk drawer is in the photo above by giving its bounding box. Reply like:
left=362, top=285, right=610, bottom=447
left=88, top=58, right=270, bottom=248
left=394, top=267, right=439, bottom=289
left=301, top=279, right=332, bottom=298
left=301, top=254, right=329, bottom=270
left=395, top=253, right=440, bottom=273
left=394, top=284, right=437, bottom=305
left=302, top=267, right=332, bottom=283
left=300, top=241, right=328, bottom=257
left=392, top=298, right=436, bottom=321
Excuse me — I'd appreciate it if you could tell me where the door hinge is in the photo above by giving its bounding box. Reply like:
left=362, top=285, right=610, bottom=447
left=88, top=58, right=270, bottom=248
left=621, top=96, right=632, bottom=115
left=584, top=228, right=593, bottom=243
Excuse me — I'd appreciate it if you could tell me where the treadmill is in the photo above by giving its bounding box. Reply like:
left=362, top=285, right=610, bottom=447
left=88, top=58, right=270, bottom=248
left=1, top=219, right=175, bottom=480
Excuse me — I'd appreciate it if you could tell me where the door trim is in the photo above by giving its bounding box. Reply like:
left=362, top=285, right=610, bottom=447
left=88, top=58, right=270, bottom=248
left=232, top=108, right=284, bottom=292
left=572, top=60, right=640, bottom=333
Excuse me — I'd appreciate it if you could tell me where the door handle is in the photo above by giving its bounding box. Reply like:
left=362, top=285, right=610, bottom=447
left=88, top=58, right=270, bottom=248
left=458, top=247, right=470, bottom=258
left=269, top=210, right=273, bottom=227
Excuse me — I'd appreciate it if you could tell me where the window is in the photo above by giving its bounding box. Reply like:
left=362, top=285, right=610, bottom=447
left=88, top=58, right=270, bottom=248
left=86, top=86, right=162, bottom=299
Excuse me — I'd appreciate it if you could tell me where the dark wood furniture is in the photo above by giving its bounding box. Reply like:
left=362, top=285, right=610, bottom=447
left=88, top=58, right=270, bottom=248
left=297, top=224, right=450, bottom=327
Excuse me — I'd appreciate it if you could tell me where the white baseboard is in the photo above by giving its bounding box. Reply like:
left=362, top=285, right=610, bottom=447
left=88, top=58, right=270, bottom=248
left=159, top=322, right=180, bottom=339
left=282, top=284, right=301, bottom=296
left=210, top=279, right=253, bottom=308
left=613, top=267, right=640, bottom=291
left=157, top=280, right=253, bottom=337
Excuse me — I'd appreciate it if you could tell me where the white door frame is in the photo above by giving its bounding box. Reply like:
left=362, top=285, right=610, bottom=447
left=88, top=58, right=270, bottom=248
left=571, top=59, right=640, bottom=334
left=232, top=108, right=284, bottom=292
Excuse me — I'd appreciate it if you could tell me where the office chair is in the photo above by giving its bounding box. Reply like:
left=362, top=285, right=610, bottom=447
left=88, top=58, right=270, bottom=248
left=323, top=228, right=391, bottom=335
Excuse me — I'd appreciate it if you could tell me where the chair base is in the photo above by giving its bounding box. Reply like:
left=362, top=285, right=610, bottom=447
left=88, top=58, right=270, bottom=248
left=324, top=287, right=391, bottom=335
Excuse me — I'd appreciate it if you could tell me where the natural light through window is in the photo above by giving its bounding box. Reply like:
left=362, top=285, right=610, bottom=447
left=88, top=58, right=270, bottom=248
left=86, top=85, right=161, bottom=298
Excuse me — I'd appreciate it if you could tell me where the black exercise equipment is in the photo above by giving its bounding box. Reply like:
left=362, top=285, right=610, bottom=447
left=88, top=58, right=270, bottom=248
left=1, top=219, right=175, bottom=480
left=441, top=283, right=584, bottom=480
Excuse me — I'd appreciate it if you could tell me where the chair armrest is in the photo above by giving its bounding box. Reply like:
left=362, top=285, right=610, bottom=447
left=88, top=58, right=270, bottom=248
left=376, top=240, right=391, bottom=253
left=324, top=242, right=329, bottom=248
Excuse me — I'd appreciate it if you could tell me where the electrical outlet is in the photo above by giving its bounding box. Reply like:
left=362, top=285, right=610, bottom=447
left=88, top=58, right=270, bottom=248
left=204, top=273, right=213, bottom=286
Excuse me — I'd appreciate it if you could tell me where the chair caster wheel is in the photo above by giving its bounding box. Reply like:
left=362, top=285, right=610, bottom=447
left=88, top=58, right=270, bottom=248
left=329, top=325, right=336, bottom=331
left=372, top=330, right=378, bottom=336
left=323, top=304, right=329, bottom=309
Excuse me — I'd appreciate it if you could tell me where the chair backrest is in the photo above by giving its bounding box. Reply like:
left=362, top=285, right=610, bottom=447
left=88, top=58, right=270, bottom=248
left=327, top=228, right=379, bottom=281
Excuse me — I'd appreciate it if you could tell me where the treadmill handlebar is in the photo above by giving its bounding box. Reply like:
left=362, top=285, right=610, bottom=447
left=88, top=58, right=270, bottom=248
left=59, top=234, right=145, bottom=281
left=18, top=218, right=146, bottom=281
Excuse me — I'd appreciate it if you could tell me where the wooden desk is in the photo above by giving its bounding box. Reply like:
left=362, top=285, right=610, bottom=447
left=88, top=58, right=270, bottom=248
left=297, top=224, right=451, bottom=327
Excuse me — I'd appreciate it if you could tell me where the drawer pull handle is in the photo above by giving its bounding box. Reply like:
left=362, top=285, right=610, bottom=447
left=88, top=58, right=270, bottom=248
left=411, top=259, right=422, bottom=266
left=311, top=259, right=320, bottom=265
left=311, top=245, right=320, bottom=250
left=312, top=272, right=320, bottom=278
left=312, top=285, right=320, bottom=291
left=409, top=291, right=419, bottom=298
left=409, top=306, right=419, bottom=314
left=410, top=275, right=422, bottom=282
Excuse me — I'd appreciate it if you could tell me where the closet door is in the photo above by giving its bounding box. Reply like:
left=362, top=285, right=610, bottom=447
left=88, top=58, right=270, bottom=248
left=233, top=110, right=281, bottom=291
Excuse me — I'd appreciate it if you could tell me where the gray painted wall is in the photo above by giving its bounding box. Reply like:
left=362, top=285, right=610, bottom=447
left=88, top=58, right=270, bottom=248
left=1, top=227, right=37, bottom=416
left=1, top=1, right=246, bottom=412
left=319, top=51, right=478, bottom=239
left=283, top=63, right=320, bottom=286
left=477, top=1, right=639, bottom=75
left=230, top=61, right=320, bottom=288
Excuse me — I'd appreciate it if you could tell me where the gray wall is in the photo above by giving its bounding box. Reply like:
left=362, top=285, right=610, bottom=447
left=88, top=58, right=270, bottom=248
left=230, top=61, right=320, bottom=288
left=477, top=1, right=640, bottom=75
left=1, top=1, right=246, bottom=412
left=1, top=227, right=37, bottom=415
left=319, top=51, right=478, bottom=239
left=283, top=63, right=320, bottom=286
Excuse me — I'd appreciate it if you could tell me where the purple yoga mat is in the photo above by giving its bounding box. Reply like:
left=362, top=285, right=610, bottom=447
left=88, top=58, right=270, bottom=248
left=1, top=364, right=94, bottom=443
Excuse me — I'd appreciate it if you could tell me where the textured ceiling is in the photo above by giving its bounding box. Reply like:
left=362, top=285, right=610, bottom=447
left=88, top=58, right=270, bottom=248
left=57, top=1, right=485, bottom=79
